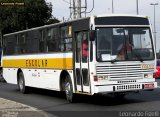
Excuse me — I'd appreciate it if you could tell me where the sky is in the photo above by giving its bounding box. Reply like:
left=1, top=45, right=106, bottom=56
left=46, top=0, right=160, bottom=52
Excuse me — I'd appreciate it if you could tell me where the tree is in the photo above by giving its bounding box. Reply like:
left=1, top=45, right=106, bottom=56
left=0, top=0, right=59, bottom=35
left=46, top=18, right=60, bottom=25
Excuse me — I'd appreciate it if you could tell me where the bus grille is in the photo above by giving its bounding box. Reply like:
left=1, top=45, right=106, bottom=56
left=116, top=84, right=142, bottom=91
left=96, top=63, right=154, bottom=80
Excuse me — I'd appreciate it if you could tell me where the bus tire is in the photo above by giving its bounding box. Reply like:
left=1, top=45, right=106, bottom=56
left=0, top=69, right=4, bottom=82
left=64, top=75, right=75, bottom=103
left=18, top=72, right=28, bottom=94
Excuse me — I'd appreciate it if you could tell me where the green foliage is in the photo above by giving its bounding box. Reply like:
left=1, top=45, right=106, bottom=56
left=46, top=18, right=60, bottom=25
left=0, top=0, right=58, bottom=34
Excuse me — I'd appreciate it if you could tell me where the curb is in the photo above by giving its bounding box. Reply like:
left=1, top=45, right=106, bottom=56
left=0, top=98, right=56, bottom=117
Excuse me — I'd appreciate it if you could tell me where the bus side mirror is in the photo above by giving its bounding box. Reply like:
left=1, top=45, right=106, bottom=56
left=89, top=30, right=96, bottom=41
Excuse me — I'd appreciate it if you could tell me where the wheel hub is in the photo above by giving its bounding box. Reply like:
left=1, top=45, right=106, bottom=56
left=19, top=79, right=23, bottom=90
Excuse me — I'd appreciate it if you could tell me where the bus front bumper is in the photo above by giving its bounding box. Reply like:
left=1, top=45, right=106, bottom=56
left=94, top=82, right=157, bottom=94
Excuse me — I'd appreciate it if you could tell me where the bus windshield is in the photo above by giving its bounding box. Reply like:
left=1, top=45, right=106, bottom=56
left=96, top=27, right=154, bottom=62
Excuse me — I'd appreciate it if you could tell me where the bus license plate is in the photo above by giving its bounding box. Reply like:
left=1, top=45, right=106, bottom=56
left=144, top=84, right=154, bottom=89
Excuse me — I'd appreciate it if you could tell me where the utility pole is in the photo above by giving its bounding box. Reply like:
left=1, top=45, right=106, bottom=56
left=77, top=0, right=81, bottom=18
left=70, top=0, right=82, bottom=19
left=71, top=0, right=93, bottom=19
left=150, top=3, right=158, bottom=52
left=136, top=0, right=139, bottom=15
left=112, top=0, right=114, bottom=13
left=73, top=0, right=76, bottom=19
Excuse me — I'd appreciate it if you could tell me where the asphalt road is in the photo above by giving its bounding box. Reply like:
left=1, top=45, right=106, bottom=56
left=1, top=79, right=160, bottom=117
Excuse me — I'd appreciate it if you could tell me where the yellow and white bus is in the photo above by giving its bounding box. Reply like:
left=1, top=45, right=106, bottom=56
left=2, top=14, right=157, bottom=102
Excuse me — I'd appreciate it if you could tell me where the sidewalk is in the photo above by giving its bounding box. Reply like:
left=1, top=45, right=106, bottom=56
left=0, top=98, right=56, bottom=117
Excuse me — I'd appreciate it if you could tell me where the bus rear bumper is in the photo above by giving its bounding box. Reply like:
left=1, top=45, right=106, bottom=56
left=94, top=82, right=157, bottom=94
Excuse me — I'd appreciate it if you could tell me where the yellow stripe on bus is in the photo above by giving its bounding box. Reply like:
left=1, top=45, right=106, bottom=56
left=2, top=58, right=73, bottom=69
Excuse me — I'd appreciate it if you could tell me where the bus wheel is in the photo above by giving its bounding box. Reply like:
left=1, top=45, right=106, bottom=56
left=18, top=72, right=27, bottom=94
left=0, top=69, right=4, bottom=82
left=64, top=75, right=75, bottom=103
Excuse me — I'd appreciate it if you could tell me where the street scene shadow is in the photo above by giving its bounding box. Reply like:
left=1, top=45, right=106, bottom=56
left=0, top=81, right=157, bottom=107
left=73, top=93, right=144, bottom=106
left=20, top=87, right=158, bottom=106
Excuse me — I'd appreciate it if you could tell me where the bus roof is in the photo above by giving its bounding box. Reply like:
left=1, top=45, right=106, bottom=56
left=96, top=14, right=148, bottom=18
left=4, top=17, right=90, bottom=36
left=4, top=14, right=149, bottom=37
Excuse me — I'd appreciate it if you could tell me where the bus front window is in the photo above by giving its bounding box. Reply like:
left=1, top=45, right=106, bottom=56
left=96, top=27, right=154, bottom=62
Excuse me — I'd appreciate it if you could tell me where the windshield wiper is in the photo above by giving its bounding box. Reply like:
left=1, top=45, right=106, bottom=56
left=111, top=58, right=118, bottom=63
left=131, top=50, right=143, bottom=62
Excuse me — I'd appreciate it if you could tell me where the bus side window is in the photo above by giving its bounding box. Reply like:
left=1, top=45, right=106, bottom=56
left=46, top=28, right=60, bottom=52
left=18, top=33, right=27, bottom=54
left=90, top=41, right=93, bottom=62
left=5, top=35, right=16, bottom=55
left=82, top=32, right=88, bottom=62
left=60, top=26, right=72, bottom=52
left=39, top=30, right=46, bottom=53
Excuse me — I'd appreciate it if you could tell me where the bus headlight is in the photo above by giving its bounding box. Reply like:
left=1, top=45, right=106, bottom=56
left=144, top=74, right=153, bottom=78
left=94, top=75, right=109, bottom=81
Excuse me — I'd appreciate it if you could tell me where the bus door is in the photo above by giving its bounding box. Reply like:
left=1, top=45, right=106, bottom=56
left=75, top=31, right=90, bottom=93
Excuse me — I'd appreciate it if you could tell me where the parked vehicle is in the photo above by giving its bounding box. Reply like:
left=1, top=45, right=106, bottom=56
left=2, top=15, right=157, bottom=102
left=154, top=59, right=160, bottom=78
